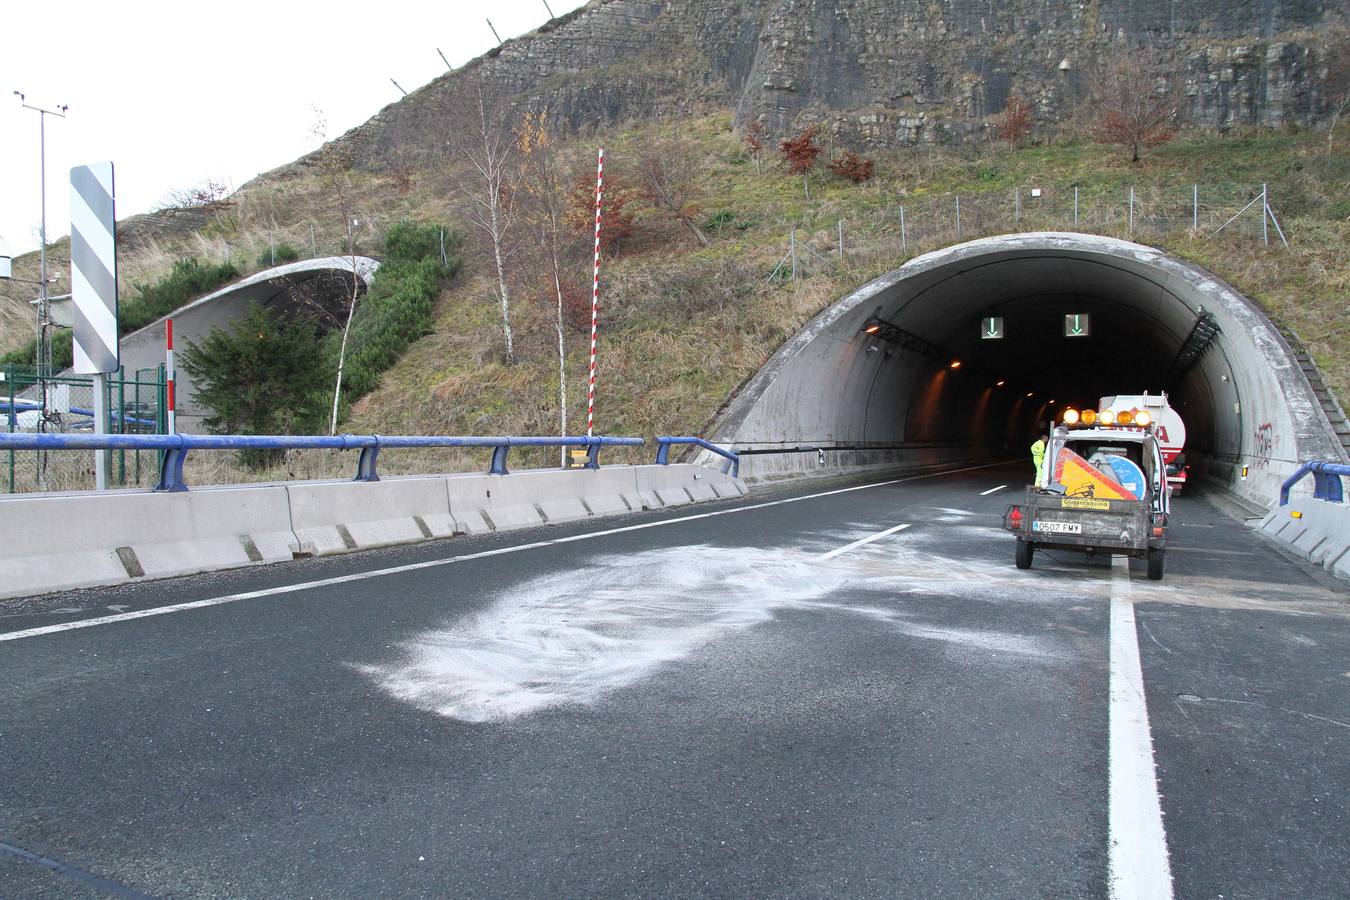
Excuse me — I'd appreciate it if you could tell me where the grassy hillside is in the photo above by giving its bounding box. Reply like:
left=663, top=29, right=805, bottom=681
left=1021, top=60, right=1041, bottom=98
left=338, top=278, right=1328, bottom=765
left=345, top=117, right=1349, bottom=463
left=4, top=115, right=1346, bottom=487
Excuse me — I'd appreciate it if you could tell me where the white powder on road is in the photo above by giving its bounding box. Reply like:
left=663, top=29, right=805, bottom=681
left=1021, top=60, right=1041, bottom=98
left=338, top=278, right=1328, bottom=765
left=356, top=540, right=1060, bottom=722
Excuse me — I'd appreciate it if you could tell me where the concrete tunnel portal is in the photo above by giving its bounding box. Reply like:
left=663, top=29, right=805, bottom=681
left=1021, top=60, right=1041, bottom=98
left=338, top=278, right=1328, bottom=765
left=712, top=233, right=1344, bottom=507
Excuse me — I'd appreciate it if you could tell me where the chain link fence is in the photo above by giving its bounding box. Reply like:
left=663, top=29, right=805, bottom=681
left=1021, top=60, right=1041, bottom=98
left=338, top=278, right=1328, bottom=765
left=2, top=364, right=167, bottom=493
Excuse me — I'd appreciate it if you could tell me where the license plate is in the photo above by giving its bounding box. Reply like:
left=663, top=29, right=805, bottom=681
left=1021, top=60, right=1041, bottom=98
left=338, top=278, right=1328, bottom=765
left=1032, top=521, right=1083, bottom=534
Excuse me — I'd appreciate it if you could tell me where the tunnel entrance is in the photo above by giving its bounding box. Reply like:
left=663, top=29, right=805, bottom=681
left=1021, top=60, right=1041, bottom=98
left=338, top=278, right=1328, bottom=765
left=712, top=233, right=1343, bottom=506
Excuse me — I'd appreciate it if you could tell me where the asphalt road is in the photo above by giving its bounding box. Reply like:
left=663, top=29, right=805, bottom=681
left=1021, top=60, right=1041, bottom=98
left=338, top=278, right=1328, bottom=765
left=1, top=462, right=1346, bottom=898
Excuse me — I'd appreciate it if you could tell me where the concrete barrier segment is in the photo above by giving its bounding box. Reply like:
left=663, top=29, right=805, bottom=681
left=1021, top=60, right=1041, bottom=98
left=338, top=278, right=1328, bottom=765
left=0, top=463, right=747, bottom=599
left=286, top=477, right=453, bottom=555
left=1252, top=498, right=1350, bottom=581
left=0, top=485, right=299, bottom=598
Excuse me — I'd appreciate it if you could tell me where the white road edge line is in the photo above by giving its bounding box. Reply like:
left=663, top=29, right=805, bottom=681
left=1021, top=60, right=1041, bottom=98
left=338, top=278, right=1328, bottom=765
left=0, top=460, right=1010, bottom=644
left=1108, top=555, right=1174, bottom=900
left=819, top=523, right=911, bottom=560
left=979, top=484, right=1007, bottom=496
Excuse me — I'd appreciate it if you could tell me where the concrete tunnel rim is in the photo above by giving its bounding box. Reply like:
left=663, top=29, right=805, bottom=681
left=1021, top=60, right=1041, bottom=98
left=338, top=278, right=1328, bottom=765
left=709, top=231, right=1342, bottom=480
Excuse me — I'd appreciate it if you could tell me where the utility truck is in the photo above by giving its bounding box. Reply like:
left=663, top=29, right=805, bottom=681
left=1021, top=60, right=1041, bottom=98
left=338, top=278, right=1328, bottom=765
left=1099, top=392, right=1187, bottom=494
left=1003, top=404, right=1171, bottom=580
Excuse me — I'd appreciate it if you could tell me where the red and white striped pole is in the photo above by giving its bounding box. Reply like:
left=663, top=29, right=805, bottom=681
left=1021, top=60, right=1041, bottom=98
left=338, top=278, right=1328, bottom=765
left=586, top=148, right=604, bottom=439
left=165, top=317, right=177, bottom=434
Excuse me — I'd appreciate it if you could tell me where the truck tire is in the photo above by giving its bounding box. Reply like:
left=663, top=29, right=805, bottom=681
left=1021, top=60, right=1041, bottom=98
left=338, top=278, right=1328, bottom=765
left=1016, top=539, right=1034, bottom=570
left=1147, top=548, right=1165, bottom=581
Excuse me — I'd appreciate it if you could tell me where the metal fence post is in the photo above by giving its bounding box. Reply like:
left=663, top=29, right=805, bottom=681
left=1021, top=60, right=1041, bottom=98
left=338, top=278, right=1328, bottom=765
left=956, top=196, right=962, bottom=240
left=6, top=369, right=13, bottom=493
left=1262, top=183, right=1269, bottom=246
left=899, top=205, right=907, bottom=255
left=1074, top=186, right=1079, bottom=228
left=1192, top=184, right=1198, bottom=234
left=838, top=219, right=844, bottom=263
left=1128, top=186, right=1135, bottom=237
left=1015, top=187, right=1020, bottom=228
left=790, top=230, right=797, bottom=282
left=117, top=371, right=127, bottom=486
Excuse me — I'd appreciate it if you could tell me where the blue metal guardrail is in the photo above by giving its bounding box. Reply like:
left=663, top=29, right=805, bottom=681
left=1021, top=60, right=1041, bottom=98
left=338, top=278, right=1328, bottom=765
left=0, top=433, right=742, bottom=492
left=0, top=433, right=649, bottom=492
left=1279, top=461, right=1350, bottom=506
left=655, top=436, right=740, bottom=478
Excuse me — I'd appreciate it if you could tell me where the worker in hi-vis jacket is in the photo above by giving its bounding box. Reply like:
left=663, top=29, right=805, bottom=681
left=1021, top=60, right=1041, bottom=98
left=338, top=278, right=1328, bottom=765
left=1030, top=428, right=1050, bottom=488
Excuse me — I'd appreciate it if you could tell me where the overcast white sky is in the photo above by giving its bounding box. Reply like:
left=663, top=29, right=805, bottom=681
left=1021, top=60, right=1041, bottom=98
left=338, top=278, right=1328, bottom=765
left=0, top=0, right=588, bottom=258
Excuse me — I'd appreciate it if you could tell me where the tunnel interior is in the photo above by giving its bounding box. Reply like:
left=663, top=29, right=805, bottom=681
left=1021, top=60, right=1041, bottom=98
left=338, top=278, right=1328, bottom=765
left=713, top=234, right=1340, bottom=505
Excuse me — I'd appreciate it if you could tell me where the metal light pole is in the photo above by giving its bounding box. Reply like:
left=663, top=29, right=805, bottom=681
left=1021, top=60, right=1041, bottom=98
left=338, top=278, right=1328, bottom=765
left=13, top=92, right=68, bottom=492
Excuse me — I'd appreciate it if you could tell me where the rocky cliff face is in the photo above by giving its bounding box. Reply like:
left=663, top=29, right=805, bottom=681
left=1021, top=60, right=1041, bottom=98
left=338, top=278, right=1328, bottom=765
left=312, top=0, right=1346, bottom=169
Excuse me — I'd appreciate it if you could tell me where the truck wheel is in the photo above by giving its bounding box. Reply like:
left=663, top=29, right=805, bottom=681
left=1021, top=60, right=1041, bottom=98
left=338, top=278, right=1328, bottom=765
left=1147, top=548, right=1165, bottom=581
left=1016, top=540, right=1034, bottom=570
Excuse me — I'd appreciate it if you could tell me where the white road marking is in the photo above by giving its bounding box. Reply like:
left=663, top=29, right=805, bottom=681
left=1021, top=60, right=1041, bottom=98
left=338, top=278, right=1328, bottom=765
left=0, top=461, right=1011, bottom=643
left=1108, top=556, right=1174, bottom=900
left=819, top=523, right=911, bottom=559
left=979, top=484, right=1007, bottom=496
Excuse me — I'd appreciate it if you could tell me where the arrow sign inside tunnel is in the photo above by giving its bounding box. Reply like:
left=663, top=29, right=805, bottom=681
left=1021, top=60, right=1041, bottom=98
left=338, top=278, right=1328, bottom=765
left=1064, top=313, right=1090, bottom=338
left=981, top=317, right=1004, bottom=339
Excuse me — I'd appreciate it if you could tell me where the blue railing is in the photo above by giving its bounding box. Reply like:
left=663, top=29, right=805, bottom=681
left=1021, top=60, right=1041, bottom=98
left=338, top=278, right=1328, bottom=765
left=1279, top=461, right=1350, bottom=506
left=655, top=436, right=740, bottom=478
left=0, top=432, right=646, bottom=493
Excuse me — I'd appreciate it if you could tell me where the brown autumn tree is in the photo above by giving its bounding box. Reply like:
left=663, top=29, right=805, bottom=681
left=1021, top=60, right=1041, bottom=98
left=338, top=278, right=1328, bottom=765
left=1324, top=28, right=1350, bottom=150
left=638, top=136, right=710, bottom=247
left=998, top=95, right=1033, bottom=145
left=828, top=149, right=875, bottom=184
left=564, top=169, right=636, bottom=257
left=744, top=120, right=766, bottom=174
left=1088, top=47, right=1183, bottom=162
left=780, top=124, right=823, bottom=198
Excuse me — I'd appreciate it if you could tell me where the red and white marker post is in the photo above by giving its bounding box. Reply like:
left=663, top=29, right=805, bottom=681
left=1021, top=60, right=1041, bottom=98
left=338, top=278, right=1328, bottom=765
left=165, top=318, right=177, bottom=434
left=586, top=148, right=604, bottom=439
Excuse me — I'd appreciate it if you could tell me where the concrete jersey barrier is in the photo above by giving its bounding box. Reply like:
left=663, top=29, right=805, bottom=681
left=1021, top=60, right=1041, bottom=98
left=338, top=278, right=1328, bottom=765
left=0, top=464, right=747, bottom=600
left=1254, top=499, right=1350, bottom=581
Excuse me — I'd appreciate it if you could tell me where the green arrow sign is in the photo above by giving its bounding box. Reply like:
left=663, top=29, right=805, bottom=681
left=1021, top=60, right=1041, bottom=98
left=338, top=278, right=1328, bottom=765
left=981, top=316, right=1004, bottom=340
left=1064, top=313, right=1090, bottom=337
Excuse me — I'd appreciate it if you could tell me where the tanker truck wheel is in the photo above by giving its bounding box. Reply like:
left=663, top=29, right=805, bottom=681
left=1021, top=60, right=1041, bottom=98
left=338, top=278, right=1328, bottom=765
left=1015, top=539, right=1034, bottom=570
left=1147, top=548, right=1165, bottom=581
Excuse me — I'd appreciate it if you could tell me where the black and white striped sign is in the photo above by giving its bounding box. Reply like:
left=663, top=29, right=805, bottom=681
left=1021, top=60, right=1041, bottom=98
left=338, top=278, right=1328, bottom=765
left=70, top=161, right=118, bottom=374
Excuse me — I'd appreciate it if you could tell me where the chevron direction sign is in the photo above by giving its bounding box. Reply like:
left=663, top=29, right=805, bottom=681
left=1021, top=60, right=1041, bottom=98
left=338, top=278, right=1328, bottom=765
left=70, top=161, right=119, bottom=374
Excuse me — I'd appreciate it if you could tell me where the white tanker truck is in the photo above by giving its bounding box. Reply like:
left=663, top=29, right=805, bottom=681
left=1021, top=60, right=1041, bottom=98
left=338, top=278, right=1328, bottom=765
left=1098, top=393, right=1187, bottom=494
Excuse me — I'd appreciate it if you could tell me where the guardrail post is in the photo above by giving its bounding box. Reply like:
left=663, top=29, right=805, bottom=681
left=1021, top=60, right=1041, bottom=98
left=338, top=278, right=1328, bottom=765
left=585, top=441, right=601, bottom=469
left=1312, top=463, right=1344, bottom=503
left=155, top=447, right=189, bottom=493
left=655, top=440, right=671, bottom=466
left=490, top=444, right=510, bottom=476
left=355, top=444, right=380, bottom=482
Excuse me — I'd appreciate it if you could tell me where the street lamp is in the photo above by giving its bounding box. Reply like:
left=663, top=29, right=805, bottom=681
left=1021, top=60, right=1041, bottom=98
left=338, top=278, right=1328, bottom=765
left=14, top=91, right=68, bottom=492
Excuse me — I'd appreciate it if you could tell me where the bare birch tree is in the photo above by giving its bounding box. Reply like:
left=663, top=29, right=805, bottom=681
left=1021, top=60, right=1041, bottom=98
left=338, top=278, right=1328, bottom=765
left=309, top=109, right=365, bottom=435
left=517, top=110, right=579, bottom=462
left=456, top=83, right=520, bottom=364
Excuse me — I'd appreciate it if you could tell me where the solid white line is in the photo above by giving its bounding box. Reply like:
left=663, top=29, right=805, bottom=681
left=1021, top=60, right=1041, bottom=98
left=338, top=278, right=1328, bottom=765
left=979, top=484, right=1007, bottom=496
left=1108, top=556, right=1174, bottom=900
left=0, top=460, right=1010, bottom=644
left=819, top=523, right=911, bottom=560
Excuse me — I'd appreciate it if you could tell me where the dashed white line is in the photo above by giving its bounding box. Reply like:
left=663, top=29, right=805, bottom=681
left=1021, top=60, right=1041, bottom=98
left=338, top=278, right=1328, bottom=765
left=1108, top=556, right=1174, bottom=900
left=0, top=461, right=1010, bottom=643
left=979, top=484, right=1008, bottom=496
left=819, top=523, right=911, bottom=559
